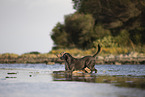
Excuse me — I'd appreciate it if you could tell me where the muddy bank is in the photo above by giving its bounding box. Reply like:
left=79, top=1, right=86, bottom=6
left=0, top=55, right=145, bottom=65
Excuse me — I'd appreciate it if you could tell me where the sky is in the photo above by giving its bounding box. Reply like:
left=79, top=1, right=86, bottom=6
left=0, top=0, right=75, bottom=55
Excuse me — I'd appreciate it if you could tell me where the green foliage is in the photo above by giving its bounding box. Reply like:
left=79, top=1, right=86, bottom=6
left=94, top=25, right=111, bottom=38
left=51, top=0, right=145, bottom=50
left=72, top=0, right=145, bottom=46
left=115, top=30, right=131, bottom=46
left=93, top=36, right=118, bottom=48
left=73, top=0, right=142, bottom=28
left=51, top=23, right=68, bottom=49
left=64, top=13, right=95, bottom=49
left=51, top=13, right=96, bottom=49
left=28, top=51, right=40, bottom=54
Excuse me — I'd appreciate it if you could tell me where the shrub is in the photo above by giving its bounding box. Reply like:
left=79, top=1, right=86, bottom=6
left=93, top=36, right=118, bottom=48
left=1, top=53, right=19, bottom=58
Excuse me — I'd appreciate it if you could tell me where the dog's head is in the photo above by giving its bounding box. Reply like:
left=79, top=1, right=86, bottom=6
left=56, top=52, right=66, bottom=59
left=57, top=52, right=72, bottom=60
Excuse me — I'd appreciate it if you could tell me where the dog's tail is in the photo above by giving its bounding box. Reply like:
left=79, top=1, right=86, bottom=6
left=93, top=44, right=101, bottom=57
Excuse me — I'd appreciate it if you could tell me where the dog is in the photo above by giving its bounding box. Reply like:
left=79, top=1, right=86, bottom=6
left=57, top=45, right=101, bottom=73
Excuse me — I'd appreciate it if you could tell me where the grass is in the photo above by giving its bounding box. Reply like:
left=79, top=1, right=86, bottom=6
left=0, top=47, right=145, bottom=59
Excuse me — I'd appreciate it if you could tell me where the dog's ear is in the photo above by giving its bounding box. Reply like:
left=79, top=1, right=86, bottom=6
left=62, top=53, right=68, bottom=60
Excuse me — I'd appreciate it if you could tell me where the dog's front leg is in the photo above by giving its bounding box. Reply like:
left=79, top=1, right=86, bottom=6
left=90, top=67, right=97, bottom=73
left=65, top=63, right=70, bottom=71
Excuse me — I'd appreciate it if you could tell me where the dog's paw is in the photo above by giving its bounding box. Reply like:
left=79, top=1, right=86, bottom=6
left=85, top=67, right=91, bottom=73
left=72, top=70, right=86, bottom=74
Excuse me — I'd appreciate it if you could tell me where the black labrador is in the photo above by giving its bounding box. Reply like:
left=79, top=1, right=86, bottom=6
left=57, top=45, right=101, bottom=73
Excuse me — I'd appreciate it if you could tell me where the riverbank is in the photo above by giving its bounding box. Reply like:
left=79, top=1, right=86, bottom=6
left=0, top=52, right=145, bottom=65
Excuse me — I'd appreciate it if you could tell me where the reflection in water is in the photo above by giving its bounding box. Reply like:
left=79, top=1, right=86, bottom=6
left=53, top=71, right=97, bottom=82
left=5, top=76, right=17, bottom=78
left=0, top=64, right=145, bottom=97
left=6, top=72, right=17, bottom=79
left=7, top=72, right=17, bottom=74
left=53, top=71, right=145, bottom=89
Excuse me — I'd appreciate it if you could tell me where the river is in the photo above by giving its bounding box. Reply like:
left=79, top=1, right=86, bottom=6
left=0, top=64, right=145, bottom=97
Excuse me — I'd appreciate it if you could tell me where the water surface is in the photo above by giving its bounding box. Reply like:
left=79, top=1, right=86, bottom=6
left=0, top=64, right=145, bottom=97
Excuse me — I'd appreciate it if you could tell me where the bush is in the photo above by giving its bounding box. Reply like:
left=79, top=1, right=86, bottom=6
left=93, top=36, right=118, bottom=48
left=25, top=51, right=40, bottom=54
left=1, top=53, right=19, bottom=58
left=102, top=47, right=130, bottom=55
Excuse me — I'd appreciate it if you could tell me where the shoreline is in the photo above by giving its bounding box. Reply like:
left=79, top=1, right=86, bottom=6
left=0, top=56, right=145, bottom=65
left=1, top=52, right=145, bottom=65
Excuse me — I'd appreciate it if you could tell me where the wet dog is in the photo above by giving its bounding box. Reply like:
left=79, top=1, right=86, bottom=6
left=57, top=45, right=101, bottom=73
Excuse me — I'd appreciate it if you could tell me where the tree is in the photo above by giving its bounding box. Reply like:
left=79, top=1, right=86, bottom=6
left=51, top=22, right=69, bottom=49
left=51, top=13, right=97, bottom=49
left=73, top=0, right=141, bottom=28
left=50, top=0, right=145, bottom=49
left=64, top=13, right=95, bottom=49
left=72, top=0, right=145, bottom=46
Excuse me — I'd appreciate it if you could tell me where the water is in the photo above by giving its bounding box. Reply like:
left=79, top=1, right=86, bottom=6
left=0, top=64, right=145, bottom=97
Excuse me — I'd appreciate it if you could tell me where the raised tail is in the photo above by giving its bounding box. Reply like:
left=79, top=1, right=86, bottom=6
left=93, top=44, right=101, bottom=57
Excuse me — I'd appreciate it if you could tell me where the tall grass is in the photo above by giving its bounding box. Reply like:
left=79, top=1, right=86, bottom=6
left=0, top=46, right=144, bottom=59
